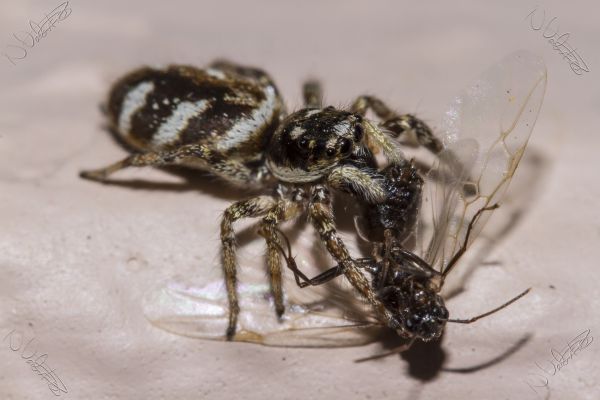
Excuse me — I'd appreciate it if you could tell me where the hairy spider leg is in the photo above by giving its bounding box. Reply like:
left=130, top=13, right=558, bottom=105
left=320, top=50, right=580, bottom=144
left=351, top=95, right=442, bottom=154
left=79, top=143, right=268, bottom=186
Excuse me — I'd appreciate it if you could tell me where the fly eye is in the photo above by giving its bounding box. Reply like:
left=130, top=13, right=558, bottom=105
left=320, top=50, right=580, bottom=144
left=434, top=306, right=449, bottom=320
left=414, top=290, right=427, bottom=305
left=354, top=124, right=364, bottom=142
left=406, top=314, right=422, bottom=330
left=339, top=138, right=352, bottom=155
left=326, top=147, right=336, bottom=157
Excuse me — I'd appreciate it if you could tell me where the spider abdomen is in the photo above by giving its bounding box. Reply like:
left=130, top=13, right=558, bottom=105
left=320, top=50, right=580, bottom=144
left=106, top=65, right=284, bottom=165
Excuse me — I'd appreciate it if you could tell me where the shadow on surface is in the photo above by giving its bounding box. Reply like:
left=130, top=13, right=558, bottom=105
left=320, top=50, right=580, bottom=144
left=401, top=336, right=447, bottom=382
left=357, top=330, right=447, bottom=382
left=359, top=331, right=531, bottom=382
left=442, top=334, right=531, bottom=373
left=81, top=165, right=257, bottom=201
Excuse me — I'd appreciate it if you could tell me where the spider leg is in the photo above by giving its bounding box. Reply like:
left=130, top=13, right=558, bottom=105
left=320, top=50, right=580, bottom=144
left=307, top=185, right=396, bottom=327
left=79, top=144, right=268, bottom=186
left=221, top=195, right=279, bottom=339
left=257, top=195, right=305, bottom=318
left=260, top=227, right=311, bottom=288
left=326, top=164, right=388, bottom=204
left=302, top=79, right=323, bottom=108
left=351, top=95, right=442, bottom=154
left=262, top=219, right=286, bottom=319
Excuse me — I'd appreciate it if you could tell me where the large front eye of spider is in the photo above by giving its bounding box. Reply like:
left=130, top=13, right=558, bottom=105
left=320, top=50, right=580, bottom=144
left=339, top=138, right=352, bottom=155
left=296, top=137, right=310, bottom=152
left=324, top=137, right=353, bottom=158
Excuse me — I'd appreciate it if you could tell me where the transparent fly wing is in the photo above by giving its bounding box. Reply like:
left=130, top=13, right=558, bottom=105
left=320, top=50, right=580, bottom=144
left=424, top=50, right=547, bottom=271
left=425, top=140, right=479, bottom=268
left=143, top=259, right=380, bottom=347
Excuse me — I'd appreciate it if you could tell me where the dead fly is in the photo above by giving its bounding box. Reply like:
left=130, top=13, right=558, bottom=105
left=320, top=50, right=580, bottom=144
left=80, top=60, right=440, bottom=339
left=143, top=51, right=547, bottom=354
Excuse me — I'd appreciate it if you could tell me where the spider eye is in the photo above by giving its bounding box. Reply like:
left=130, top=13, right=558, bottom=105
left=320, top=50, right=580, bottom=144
left=354, top=124, right=364, bottom=142
left=326, top=147, right=336, bottom=157
left=297, top=138, right=309, bottom=150
left=339, top=138, right=352, bottom=155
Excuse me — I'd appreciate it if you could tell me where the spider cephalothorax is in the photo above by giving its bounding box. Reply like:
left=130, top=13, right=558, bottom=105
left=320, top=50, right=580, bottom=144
left=80, top=60, right=440, bottom=339
left=267, top=107, right=367, bottom=182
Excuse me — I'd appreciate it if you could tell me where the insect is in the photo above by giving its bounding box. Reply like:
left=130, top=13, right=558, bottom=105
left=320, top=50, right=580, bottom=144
left=80, top=60, right=440, bottom=339
left=142, top=50, right=547, bottom=352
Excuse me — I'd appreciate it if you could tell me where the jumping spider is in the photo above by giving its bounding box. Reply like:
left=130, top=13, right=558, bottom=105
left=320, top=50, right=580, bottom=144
left=80, top=60, right=441, bottom=339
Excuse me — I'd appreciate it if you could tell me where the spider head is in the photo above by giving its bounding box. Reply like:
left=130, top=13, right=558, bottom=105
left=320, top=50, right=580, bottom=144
left=380, top=278, right=449, bottom=342
left=267, top=107, right=366, bottom=183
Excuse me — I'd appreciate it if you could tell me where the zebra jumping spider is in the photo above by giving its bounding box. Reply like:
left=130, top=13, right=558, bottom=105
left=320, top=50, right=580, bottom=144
left=80, top=60, right=440, bottom=339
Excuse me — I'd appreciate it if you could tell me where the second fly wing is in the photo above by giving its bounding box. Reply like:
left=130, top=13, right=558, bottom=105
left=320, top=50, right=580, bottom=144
left=423, top=50, right=547, bottom=275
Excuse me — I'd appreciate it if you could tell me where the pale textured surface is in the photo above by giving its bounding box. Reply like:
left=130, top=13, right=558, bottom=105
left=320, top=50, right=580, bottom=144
left=1, top=1, right=599, bottom=399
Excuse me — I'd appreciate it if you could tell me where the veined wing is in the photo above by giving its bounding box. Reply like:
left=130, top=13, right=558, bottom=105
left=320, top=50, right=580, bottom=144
left=424, top=50, right=547, bottom=271
left=143, top=259, right=380, bottom=347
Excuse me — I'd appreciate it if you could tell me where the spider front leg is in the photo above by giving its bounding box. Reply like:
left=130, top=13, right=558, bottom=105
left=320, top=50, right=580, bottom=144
left=326, top=164, right=388, bottom=204
left=351, top=95, right=443, bottom=154
left=221, top=195, right=279, bottom=339
left=80, top=144, right=267, bottom=186
left=307, top=185, right=395, bottom=327
left=257, top=191, right=306, bottom=318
